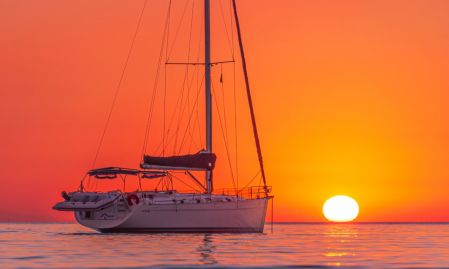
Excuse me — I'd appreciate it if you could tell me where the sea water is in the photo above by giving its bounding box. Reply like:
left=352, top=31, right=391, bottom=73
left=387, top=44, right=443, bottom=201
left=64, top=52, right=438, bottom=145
left=1, top=222, right=448, bottom=268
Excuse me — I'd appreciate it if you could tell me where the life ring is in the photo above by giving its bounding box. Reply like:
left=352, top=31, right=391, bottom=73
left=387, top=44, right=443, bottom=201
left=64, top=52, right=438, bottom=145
left=127, top=194, right=140, bottom=205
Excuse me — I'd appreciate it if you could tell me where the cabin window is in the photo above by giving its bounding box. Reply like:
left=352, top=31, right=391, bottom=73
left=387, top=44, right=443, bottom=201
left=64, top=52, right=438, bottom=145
left=85, top=211, right=91, bottom=219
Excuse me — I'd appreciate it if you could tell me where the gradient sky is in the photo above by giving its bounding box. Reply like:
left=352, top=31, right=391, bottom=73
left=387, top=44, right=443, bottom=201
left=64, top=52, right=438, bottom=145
left=1, top=0, right=449, bottom=222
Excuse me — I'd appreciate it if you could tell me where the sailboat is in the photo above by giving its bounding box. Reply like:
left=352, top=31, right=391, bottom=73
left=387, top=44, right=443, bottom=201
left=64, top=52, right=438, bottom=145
left=52, top=0, right=273, bottom=233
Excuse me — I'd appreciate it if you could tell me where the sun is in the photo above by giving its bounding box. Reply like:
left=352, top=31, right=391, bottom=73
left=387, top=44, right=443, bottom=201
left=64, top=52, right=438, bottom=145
left=323, top=195, right=359, bottom=222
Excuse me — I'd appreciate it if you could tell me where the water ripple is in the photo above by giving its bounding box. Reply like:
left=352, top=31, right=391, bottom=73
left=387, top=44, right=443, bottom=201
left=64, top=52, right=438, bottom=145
left=0, top=223, right=448, bottom=268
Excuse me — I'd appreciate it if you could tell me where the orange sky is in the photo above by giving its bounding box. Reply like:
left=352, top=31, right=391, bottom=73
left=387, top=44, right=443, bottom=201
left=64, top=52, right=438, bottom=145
left=1, top=0, right=449, bottom=222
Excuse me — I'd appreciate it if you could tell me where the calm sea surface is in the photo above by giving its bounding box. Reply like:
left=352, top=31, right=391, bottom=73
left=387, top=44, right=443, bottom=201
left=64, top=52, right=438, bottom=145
left=1, top=222, right=448, bottom=268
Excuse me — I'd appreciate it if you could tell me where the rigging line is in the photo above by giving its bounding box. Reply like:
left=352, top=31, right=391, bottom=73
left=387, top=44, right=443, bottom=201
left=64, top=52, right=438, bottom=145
left=187, top=1, right=195, bottom=65
left=164, top=0, right=173, bottom=155
left=196, top=10, right=204, bottom=64
left=193, top=13, right=204, bottom=149
left=87, top=176, right=92, bottom=192
left=233, top=61, right=239, bottom=190
left=163, top=60, right=166, bottom=156
left=155, top=176, right=164, bottom=190
left=167, top=65, right=186, bottom=155
left=163, top=63, right=194, bottom=156
left=151, top=73, right=205, bottom=156
left=187, top=76, right=202, bottom=153
left=167, top=0, right=192, bottom=62
left=92, top=0, right=148, bottom=169
left=163, top=176, right=168, bottom=190
left=186, top=74, right=191, bottom=153
left=152, top=66, right=202, bottom=157
left=156, top=8, right=202, bottom=156
left=167, top=172, right=172, bottom=191
left=187, top=124, right=193, bottom=152
left=141, top=0, right=172, bottom=159
left=149, top=88, right=193, bottom=156
left=88, top=174, right=98, bottom=192
left=167, top=174, right=172, bottom=190
left=95, top=174, right=100, bottom=191
left=163, top=1, right=172, bottom=158
left=186, top=71, right=192, bottom=153
left=79, top=174, right=88, bottom=191
left=166, top=60, right=235, bottom=65
left=256, top=174, right=264, bottom=198
left=211, top=81, right=237, bottom=194
left=230, top=0, right=237, bottom=189
left=186, top=68, right=193, bottom=153
left=229, top=0, right=235, bottom=55
left=187, top=122, right=201, bottom=152
left=191, top=8, right=206, bottom=151
left=156, top=37, right=201, bottom=158
left=271, top=197, right=274, bottom=234
left=180, top=0, right=196, bottom=154
left=172, top=68, right=187, bottom=155
left=195, top=68, right=203, bottom=149
left=176, top=74, right=206, bottom=154
left=218, top=0, right=234, bottom=59
left=159, top=59, right=200, bottom=157
left=164, top=0, right=190, bottom=156
left=174, top=72, right=190, bottom=155
left=171, top=173, right=199, bottom=192
left=184, top=17, right=192, bottom=155
left=194, top=8, right=205, bottom=149
left=174, top=3, right=195, bottom=155
left=186, top=171, right=207, bottom=190
left=220, top=64, right=231, bottom=166
left=166, top=0, right=171, bottom=62
left=195, top=93, right=203, bottom=148
left=190, top=28, right=205, bottom=148
left=165, top=63, right=198, bottom=155
left=87, top=175, right=91, bottom=191
left=238, top=170, right=260, bottom=192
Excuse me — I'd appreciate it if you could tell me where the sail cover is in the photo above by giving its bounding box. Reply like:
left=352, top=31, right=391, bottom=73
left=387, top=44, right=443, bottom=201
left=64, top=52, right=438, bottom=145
left=143, top=152, right=217, bottom=171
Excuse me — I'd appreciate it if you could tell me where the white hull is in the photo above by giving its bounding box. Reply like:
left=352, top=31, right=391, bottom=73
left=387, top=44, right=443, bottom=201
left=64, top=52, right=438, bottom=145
left=74, top=196, right=270, bottom=233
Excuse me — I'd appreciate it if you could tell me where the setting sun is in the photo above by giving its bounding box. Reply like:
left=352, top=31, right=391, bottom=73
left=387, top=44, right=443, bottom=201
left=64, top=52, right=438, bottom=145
left=323, top=196, right=359, bottom=222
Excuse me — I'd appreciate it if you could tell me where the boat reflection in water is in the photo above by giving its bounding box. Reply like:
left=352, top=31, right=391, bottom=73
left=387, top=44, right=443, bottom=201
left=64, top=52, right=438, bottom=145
left=198, top=235, right=218, bottom=265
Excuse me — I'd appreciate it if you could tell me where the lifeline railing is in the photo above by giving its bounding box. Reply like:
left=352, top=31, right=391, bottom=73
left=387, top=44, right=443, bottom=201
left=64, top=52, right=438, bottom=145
left=211, top=186, right=272, bottom=199
left=120, top=186, right=272, bottom=199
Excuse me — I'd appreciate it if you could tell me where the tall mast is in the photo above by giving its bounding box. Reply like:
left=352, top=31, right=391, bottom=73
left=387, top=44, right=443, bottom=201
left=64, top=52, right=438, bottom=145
left=205, top=0, right=213, bottom=194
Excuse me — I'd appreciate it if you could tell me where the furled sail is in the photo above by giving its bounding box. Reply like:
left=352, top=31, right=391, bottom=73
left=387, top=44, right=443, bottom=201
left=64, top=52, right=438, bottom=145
left=142, top=152, right=217, bottom=171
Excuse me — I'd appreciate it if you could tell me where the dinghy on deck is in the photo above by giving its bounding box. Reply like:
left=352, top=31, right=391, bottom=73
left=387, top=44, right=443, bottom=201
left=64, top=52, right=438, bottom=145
left=52, top=191, right=121, bottom=212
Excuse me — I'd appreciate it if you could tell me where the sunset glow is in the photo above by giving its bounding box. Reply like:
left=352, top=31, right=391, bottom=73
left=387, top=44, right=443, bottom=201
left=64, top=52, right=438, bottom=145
left=1, top=0, right=449, bottom=223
